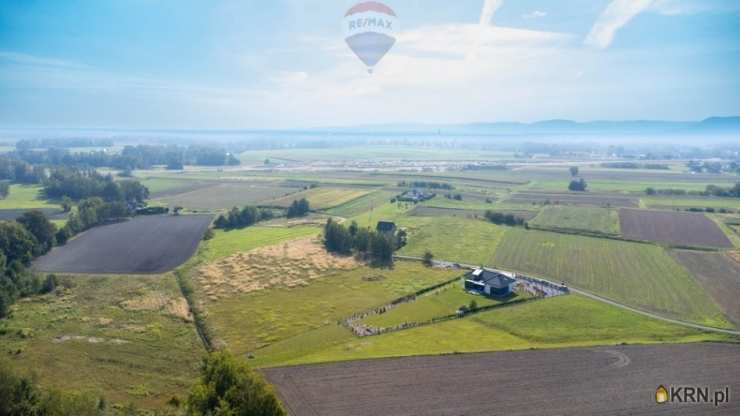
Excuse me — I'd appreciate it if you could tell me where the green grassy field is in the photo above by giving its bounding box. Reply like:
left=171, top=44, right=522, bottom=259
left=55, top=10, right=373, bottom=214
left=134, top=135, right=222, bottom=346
left=325, top=190, right=395, bottom=218
left=0, top=185, right=58, bottom=209
left=350, top=201, right=414, bottom=228
left=642, top=196, right=740, bottom=210
left=492, top=229, right=728, bottom=327
left=272, top=294, right=731, bottom=367
left=362, top=281, right=507, bottom=328
left=200, top=262, right=459, bottom=358
left=154, top=182, right=296, bottom=211
left=421, top=196, right=497, bottom=210
left=0, top=274, right=204, bottom=409
left=202, top=225, right=321, bottom=261
left=398, top=216, right=508, bottom=266
left=530, top=206, right=620, bottom=235
left=265, top=187, right=372, bottom=210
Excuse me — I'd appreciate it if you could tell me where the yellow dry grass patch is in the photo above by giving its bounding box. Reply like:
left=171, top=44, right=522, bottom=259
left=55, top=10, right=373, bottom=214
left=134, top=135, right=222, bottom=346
left=120, top=292, right=193, bottom=322
left=197, top=237, right=359, bottom=301
left=728, top=251, right=740, bottom=264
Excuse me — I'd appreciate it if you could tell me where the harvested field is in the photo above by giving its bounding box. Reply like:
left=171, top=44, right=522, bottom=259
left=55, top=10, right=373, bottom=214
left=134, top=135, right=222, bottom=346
left=619, top=209, right=732, bottom=248
left=34, top=215, right=212, bottom=274
left=408, top=206, right=537, bottom=221
left=0, top=208, right=66, bottom=220
left=508, top=191, right=639, bottom=207
left=155, top=182, right=296, bottom=210
left=197, top=237, right=358, bottom=300
left=266, top=187, right=372, bottom=210
left=265, top=343, right=740, bottom=416
left=530, top=206, right=619, bottom=235
left=672, top=250, right=740, bottom=326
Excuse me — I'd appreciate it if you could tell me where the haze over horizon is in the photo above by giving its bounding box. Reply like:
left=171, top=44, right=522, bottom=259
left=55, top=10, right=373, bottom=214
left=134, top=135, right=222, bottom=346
left=1, top=0, right=739, bottom=129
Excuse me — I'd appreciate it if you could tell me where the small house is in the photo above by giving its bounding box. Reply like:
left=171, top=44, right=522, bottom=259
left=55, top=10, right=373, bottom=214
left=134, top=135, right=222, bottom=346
left=464, top=268, right=517, bottom=297
left=376, top=221, right=397, bottom=235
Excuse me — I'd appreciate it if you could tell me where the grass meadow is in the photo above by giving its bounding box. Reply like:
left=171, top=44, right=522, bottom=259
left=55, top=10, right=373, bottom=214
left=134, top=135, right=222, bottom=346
left=492, top=229, right=729, bottom=327
left=202, top=225, right=321, bottom=261
left=0, top=184, right=58, bottom=209
left=0, top=274, right=204, bottom=409
left=530, top=206, right=620, bottom=235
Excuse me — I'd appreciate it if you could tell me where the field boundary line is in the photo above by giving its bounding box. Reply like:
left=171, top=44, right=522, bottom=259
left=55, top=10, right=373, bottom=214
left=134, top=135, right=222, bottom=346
left=394, top=255, right=740, bottom=336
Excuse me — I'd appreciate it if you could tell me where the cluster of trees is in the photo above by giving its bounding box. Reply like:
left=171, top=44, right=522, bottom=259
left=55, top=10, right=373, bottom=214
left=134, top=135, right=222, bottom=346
left=444, top=193, right=463, bottom=201
left=287, top=198, right=310, bottom=218
left=687, top=160, right=738, bottom=174
left=484, top=211, right=526, bottom=227
left=323, top=219, right=400, bottom=266
left=397, top=181, right=454, bottom=190
left=214, top=206, right=274, bottom=229
left=43, top=168, right=149, bottom=203
left=568, top=178, right=588, bottom=192
left=15, top=144, right=240, bottom=171
left=0, top=211, right=60, bottom=318
left=0, top=182, right=8, bottom=199
left=0, top=156, right=45, bottom=184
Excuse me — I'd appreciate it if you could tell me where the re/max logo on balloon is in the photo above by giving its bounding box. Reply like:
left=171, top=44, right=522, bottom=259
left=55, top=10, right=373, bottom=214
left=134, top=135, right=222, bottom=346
left=343, top=1, right=398, bottom=73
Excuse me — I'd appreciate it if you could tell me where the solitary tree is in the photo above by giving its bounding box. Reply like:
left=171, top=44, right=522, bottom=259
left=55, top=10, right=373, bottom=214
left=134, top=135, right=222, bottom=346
left=569, top=166, right=579, bottom=177
left=422, top=250, right=434, bottom=267
left=568, top=178, right=588, bottom=192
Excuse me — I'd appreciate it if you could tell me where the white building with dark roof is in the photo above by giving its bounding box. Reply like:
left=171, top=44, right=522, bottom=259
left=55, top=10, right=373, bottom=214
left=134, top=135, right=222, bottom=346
left=464, top=267, right=517, bottom=297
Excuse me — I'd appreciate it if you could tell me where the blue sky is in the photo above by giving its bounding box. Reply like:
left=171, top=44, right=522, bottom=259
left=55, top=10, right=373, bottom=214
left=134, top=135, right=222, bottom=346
left=1, top=0, right=739, bottom=129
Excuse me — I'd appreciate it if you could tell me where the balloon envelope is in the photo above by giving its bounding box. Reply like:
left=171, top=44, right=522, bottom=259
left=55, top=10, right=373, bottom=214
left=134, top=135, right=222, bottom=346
left=343, top=2, right=398, bottom=71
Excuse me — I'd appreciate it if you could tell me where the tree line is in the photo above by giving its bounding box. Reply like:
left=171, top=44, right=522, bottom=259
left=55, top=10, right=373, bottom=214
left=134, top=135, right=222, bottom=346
left=323, top=219, right=403, bottom=266
left=646, top=183, right=740, bottom=198
left=43, top=168, right=149, bottom=203
left=0, top=211, right=60, bottom=318
left=14, top=144, right=240, bottom=171
left=397, top=180, right=454, bottom=190
left=214, top=206, right=275, bottom=230
left=286, top=198, right=310, bottom=218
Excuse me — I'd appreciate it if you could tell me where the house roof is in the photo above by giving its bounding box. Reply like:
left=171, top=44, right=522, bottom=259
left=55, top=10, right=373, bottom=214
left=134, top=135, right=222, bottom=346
left=376, top=221, right=397, bottom=232
left=469, top=268, right=516, bottom=289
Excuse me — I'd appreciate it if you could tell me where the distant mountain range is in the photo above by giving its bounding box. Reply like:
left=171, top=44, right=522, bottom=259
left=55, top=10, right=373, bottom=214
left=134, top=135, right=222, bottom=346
left=322, top=117, right=740, bottom=136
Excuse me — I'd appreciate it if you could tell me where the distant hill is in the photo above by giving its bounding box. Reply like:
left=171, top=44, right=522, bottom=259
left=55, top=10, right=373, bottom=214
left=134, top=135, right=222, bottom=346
left=322, top=117, right=740, bottom=136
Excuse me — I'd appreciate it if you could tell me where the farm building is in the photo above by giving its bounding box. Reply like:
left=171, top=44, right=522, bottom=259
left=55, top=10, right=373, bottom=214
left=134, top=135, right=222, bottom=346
left=464, top=268, right=517, bottom=297
left=376, top=221, right=397, bottom=235
left=397, top=189, right=436, bottom=203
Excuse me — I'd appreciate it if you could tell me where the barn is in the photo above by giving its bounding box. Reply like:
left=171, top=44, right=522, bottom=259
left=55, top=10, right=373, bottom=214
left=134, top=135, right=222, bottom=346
left=464, top=268, right=517, bottom=297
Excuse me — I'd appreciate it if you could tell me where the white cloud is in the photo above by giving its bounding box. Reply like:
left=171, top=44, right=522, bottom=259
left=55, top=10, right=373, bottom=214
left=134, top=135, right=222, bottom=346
left=480, top=0, right=504, bottom=26
left=0, top=51, right=89, bottom=70
left=523, top=10, right=548, bottom=20
left=585, top=0, right=654, bottom=49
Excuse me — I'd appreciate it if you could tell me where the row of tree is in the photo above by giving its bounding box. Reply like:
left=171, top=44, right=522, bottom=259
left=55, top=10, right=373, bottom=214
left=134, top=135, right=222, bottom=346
left=0, top=156, right=45, bottom=184
left=214, top=205, right=275, bottom=230
left=323, top=219, right=399, bottom=266
left=397, top=180, right=454, bottom=190
left=645, top=183, right=740, bottom=198
left=15, top=144, right=240, bottom=171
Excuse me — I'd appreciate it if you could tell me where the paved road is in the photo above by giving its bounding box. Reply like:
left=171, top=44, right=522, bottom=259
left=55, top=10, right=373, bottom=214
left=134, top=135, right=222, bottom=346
left=265, top=343, right=740, bottom=416
left=394, top=255, right=740, bottom=336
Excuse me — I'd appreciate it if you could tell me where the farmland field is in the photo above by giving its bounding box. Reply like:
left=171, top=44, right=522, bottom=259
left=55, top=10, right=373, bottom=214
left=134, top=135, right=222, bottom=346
left=202, top=225, right=320, bottom=261
left=138, top=177, right=213, bottom=197
left=272, top=294, right=728, bottom=367
left=643, top=196, right=740, bottom=211
left=34, top=215, right=213, bottom=274
left=265, top=343, right=740, bottom=416
left=0, top=274, right=204, bottom=409
left=154, top=182, right=297, bottom=210
left=530, top=206, right=620, bottom=235
left=194, top=259, right=459, bottom=359
left=671, top=250, right=740, bottom=327
left=398, top=216, right=508, bottom=266
left=619, top=208, right=733, bottom=248
left=324, top=190, right=395, bottom=218
left=507, top=191, right=639, bottom=208
left=492, top=229, right=727, bottom=326
left=265, top=187, right=373, bottom=210
left=0, top=184, right=58, bottom=209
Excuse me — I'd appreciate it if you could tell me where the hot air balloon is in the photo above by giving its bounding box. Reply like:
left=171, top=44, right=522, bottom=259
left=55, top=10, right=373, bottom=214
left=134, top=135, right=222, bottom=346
left=343, top=1, right=398, bottom=73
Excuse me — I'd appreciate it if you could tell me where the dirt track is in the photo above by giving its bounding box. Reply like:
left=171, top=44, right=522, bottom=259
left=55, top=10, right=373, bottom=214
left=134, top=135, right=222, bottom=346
left=265, top=343, right=740, bottom=416
left=34, top=215, right=212, bottom=274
